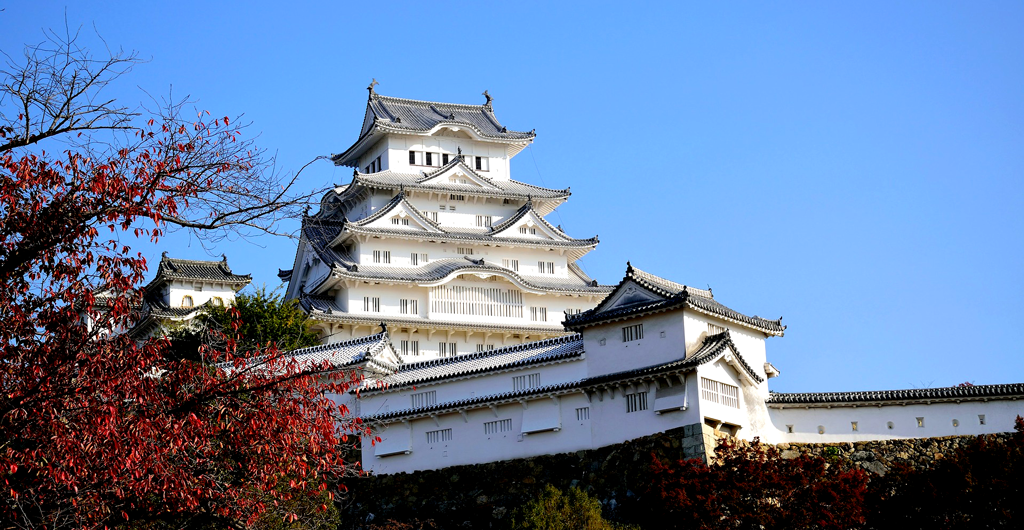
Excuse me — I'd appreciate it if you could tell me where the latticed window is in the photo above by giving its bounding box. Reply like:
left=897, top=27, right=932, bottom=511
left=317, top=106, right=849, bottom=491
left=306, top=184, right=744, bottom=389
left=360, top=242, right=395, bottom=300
left=529, top=307, right=547, bottom=322
left=400, top=299, right=418, bottom=315
left=483, top=419, right=512, bottom=435
left=538, top=261, right=554, bottom=274
left=400, top=340, right=419, bottom=356
left=512, top=373, right=541, bottom=391
left=363, top=297, right=380, bottom=312
left=700, top=377, right=740, bottom=408
left=430, top=286, right=523, bottom=318
left=457, top=247, right=473, bottom=255
left=625, top=392, right=648, bottom=413
left=391, top=217, right=410, bottom=226
left=439, top=342, right=457, bottom=357
left=502, top=258, right=519, bottom=271
left=519, top=226, right=537, bottom=235
left=410, top=390, right=436, bottom=408
left=622, top=323, right=643, bottom=342
left=425, top=428, right=452, bottom=444
left=475, top=215, right=492, bottom=227
left=576, top=407, right=590, bottom=421
left=372, top=250, right=391, bottom=264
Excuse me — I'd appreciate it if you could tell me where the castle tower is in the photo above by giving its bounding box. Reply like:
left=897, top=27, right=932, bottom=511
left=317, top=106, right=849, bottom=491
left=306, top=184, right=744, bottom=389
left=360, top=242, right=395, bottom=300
left=282, top=86, right=611, bottom=360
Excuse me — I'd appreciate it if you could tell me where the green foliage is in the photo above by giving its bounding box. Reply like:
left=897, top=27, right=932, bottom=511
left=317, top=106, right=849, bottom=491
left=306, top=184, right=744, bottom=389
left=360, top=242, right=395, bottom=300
left=167, top=285, right=320, bottom=359
left=512, top=484, right=625, bottom=530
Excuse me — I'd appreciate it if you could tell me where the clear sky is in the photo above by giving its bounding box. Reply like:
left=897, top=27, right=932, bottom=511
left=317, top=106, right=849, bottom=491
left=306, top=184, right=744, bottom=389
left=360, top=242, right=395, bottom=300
left=3, top=2, right=1022, bottom=393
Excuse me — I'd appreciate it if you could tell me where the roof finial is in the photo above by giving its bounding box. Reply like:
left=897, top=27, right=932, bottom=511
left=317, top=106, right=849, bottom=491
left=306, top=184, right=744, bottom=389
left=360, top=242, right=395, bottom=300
left=379, top=321, right=388, bottom=334
left=161, top=251, right=168, bottom=259
left=482, top=90, right=493, bottom=106
left=457, top=146, right=462, bottom=155
left=303, top=205, right=311, bottom=216
left=221, top=254, right=228, bottom=263
left=367, top=78, right=379, bottom=94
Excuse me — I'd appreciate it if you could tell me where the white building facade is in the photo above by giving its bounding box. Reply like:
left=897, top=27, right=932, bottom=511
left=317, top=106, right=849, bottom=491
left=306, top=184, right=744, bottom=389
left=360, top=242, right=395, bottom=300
left=274, top=88, right=1024, bottom=475
left=281, top=86, right=611, bottom=360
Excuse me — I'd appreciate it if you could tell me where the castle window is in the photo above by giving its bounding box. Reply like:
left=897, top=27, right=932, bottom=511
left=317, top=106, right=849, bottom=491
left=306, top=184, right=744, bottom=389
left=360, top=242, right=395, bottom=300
left=622, top=323, right=643, bottom=342
left=425, top=428, right=452, bottom=444
left=442, top=153, right=449, bottom=165
left=409, top=151, right=417, bottom=165
left=439, top=342, right=457, bottom=357
left=410, top=253, right=428, bottom=266
left=400, top=340, right=420, bottom=356
left=391, top=217, right=410, bottom=226
left=502, top=258, right=519, bottom=271
left=708, top=323, right=726, bottom=335
left=476, top=215, right=492, bottom=227
left=473, top=156, right=488, bottom=171
left=410, top=390, right=436, bottom=408
left=430, top=285, right=523, bottom=318
left=457, top=247, right=474, bottom=255
left=372, top=250, right=391, bottom=264
left=538, top=261, right=554, bottom=274
left=428, top=212, right=438, bottom=222
left=529, top=306, right=547, bottom=322
left=700, top=377, right=739, bottom=408
left=211, top=297, right=225, bottom=306
left=576, top=407, right=590, bottom=421
left=512, top=373, right=541, bottom=391
left=476, top=344, right=495, bottom=352
left=484, top=419, right=512, bottom=435
left=519, top=226, right=537, bottom=235
left=425, top=152, right=433, bottom=166
left=376, top=155, right=381, bottom=170
left=625, top=392, right=648, bottom=413
left=181, top=295, right=194, bottom=308
left=400, top=299, right=418, bottom=315
left=450, top=194, right=465, bottom=202
left=363, top=297, right=380, bottom=312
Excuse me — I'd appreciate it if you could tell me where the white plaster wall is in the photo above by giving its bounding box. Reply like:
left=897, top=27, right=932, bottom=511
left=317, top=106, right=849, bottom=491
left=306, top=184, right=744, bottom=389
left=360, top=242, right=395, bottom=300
left=694, top=360, right=749, bottom=429
left=363, top=392, right=599, bottom=475
left=368, top=135, right=511, bottom=182
left=167, top=281, right=238, bottom=309
left=588, top=372, right=703, bottom=449
left=583, top=312, right=687, bottom=379
left=766, top=399, right=1024, bottom=444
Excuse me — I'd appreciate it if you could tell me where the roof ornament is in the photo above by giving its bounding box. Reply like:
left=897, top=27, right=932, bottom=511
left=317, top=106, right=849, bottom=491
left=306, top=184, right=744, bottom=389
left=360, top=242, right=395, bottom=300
left=303, top=205, right=311, bottom=217
left=161, top=251, right=168, bottom=259
left=457, top=146, right=462, bottom=155
left=448, top=112, right=455, bottom=120
left=367, top=78, right=379, bottom=94
left=501, top=126, right=507, bottom=133
left=379, top=321, right=388, bottom=333
left=482, top=90, right=493, bottom=106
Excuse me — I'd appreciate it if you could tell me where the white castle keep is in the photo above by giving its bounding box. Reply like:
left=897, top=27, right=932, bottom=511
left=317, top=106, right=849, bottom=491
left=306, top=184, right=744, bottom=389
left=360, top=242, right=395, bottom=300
left=274, top=86, right=1024, bottom=475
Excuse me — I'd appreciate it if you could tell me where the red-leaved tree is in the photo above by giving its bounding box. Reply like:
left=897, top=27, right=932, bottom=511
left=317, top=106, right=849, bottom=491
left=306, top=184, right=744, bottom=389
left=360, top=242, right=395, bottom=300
left=0, top=30, right=362, bottom=529
left=643, top=437, right=869, bottom=530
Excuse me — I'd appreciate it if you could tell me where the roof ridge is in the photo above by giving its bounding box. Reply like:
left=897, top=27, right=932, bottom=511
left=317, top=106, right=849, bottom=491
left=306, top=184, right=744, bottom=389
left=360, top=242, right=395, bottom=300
left=373, top=93, right=492, bottom=111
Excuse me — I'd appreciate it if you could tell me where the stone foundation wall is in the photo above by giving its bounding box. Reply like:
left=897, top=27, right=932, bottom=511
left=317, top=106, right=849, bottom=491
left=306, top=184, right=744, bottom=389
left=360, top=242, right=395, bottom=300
left=337, top=426, right=1013, bottom=529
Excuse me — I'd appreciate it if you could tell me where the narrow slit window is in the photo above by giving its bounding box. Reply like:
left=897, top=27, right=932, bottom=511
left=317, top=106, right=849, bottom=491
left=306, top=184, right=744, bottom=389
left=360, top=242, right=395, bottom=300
left=425, top=428, right=452, bottom=444
left=622, top=323, right=644, bottom=342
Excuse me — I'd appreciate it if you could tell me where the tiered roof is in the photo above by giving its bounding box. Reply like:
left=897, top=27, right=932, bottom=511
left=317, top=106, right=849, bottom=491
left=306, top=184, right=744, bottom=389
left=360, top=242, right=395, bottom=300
left=564, top=263, right=785, bottom=336
left=144, top=253, right=251, bottom=291
left=332, top=90, right=535, bottom=167
left=218, top=329, right=399, bottom=376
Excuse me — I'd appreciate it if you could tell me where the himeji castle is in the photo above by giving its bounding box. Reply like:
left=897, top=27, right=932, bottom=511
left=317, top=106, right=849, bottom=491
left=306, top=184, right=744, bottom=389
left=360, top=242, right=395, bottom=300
left=274, top=86, right=1024, bottom=475
left=281, top=83, right=610, bottom=358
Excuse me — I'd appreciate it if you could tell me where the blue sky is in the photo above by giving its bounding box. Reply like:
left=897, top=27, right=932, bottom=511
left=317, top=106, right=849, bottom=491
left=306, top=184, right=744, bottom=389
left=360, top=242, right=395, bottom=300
left=4, top=2, right=1022, bottom=392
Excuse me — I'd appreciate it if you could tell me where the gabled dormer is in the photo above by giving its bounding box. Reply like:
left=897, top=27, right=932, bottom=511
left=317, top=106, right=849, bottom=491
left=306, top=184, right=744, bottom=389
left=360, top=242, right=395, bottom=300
left=490, top=200, right=583, bottom=243
left=417, top=156, right=503, bottom=191
left=345, top=191, right=446, bottom=235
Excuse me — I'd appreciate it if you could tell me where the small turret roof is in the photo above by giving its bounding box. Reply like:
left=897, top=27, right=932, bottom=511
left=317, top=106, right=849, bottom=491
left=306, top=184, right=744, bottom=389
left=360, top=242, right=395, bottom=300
left=145, top=254, right=252, bottom=289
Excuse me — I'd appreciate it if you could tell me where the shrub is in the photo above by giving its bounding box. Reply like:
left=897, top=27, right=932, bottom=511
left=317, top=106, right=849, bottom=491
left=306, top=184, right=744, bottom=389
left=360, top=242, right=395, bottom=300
left=512, top=484, right=619, bottom=530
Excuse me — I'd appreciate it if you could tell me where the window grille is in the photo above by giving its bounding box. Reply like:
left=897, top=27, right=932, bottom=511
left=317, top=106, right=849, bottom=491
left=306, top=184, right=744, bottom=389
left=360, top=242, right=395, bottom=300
left=363, top=297, right=380, bottom=312
left=439, top=342, right=457, bottom=357
left=529, top=306, right=547, bottom=322
left=708, top=323, right=726, bottom=335
left=622, top=323, right=644, bottom=342
left=408, top=150, right=416, bottom=165
left=425, top=152, right=433, bottom=166
left=430, top=286, right=523, bottom=318
left=476, top=344, right=495, bottom=352
left=181, top=295, right=194, bottom=308
left=449, top=194, right=465, bottom=201
left=372, top=250, right=391, bottom=264
left=476, top=215, right=493, bottom=227
left=391, top=217, right=410, bottom=226
left=400, top=340, right=420, bottom=356
left=457, top=247, right=474, bottom=255
left=410, top=390, right=436, bottom=408
left=538, top=261, right=554, bottom=274
left=625, top=392, right=648, bottom=413
left=576, top=407, right=590, bottom=421
left=519, top=226, right=537, bottom=235
left=400, top=299, right=418, bottom=315
left=484, top=418, right=513, bottom=435
left=502, top=258, right=519, bottom=271
left=428, top=211, right=438, bottom=222
left=700, top=377, right=740, bottom=408
left=425, top=428, right=452, bottom=444
left=512, top=373, right=541, bottom=391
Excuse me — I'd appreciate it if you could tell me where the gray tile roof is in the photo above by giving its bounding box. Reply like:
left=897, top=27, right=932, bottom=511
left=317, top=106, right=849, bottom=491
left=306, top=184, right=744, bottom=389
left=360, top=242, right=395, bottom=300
left=346, top=164, right=570, bottom=201
left=361, top=334, right=583, bottom=393
left=332, top=92, right=535, bottom=168
left=564, top=263, right=785, bottom=336
left=144, top=253, right=252, bottom=290
left=767, top=383, right=1024, bottom=406
left=222, top=330, right=399, bottom=375
left=363, top=381, right=581, bottom=422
